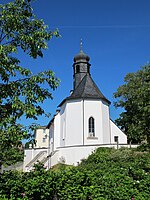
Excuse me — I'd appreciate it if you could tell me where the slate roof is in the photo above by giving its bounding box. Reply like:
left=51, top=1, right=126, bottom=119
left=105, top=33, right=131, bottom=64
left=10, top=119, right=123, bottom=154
left=58, top=74, right=111, bottom=107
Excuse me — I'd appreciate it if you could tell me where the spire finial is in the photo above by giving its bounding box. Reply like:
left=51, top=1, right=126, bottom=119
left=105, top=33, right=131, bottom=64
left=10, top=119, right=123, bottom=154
left=80, top=38, right=83, bottom=52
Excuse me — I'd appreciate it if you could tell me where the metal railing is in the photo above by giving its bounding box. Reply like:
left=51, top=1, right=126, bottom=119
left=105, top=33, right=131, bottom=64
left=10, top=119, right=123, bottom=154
left=26, top=150, right=47, bottom=168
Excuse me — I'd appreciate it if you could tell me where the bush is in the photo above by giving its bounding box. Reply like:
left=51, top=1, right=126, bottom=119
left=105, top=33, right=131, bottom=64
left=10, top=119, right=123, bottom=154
left=0, top=148, right=150, bottom=200
left=137, top=143, right=150, bottom=152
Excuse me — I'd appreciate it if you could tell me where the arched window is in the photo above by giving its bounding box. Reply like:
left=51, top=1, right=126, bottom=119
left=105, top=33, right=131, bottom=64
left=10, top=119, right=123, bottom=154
left=88, top=117, right=95, bottom=137
left=87, top=65, right=90, bottom=73
left=76, top=65, right=80, bottom=73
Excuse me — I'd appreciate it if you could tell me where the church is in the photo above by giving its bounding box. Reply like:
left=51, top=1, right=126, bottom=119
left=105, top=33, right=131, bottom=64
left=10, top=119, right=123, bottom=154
left=24, top=44, right=127, bottom=171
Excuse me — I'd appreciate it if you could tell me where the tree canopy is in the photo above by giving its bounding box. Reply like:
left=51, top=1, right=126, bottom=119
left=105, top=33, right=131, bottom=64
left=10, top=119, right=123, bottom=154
left=114, top=65, right=150, bottom=144
left=0, top=0, right=60, bottom=166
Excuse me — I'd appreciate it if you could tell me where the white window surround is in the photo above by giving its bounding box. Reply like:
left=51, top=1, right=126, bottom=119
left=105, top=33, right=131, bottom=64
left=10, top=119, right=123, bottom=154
left=87, top=136, right=98, bottom=140
left=88, top=117, right=95, bottom=137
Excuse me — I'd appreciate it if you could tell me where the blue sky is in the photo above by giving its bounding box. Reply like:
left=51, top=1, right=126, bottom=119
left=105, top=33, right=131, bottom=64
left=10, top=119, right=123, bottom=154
left=2, top=0, right=150, bottom=126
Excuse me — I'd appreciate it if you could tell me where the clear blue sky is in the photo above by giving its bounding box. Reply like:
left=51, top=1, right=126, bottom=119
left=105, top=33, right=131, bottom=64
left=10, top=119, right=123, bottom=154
left=2, top=0, right=150, bottom=126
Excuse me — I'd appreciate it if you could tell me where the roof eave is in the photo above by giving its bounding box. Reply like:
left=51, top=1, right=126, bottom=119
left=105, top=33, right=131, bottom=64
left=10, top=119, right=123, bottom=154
left=58, top=96, right=111, bottom=108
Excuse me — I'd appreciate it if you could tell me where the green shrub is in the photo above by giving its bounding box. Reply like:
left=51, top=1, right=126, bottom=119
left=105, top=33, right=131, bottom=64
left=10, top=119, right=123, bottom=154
left=0, top=148, right=150, bottom=200
left=137, top=143, right=150, bottom=152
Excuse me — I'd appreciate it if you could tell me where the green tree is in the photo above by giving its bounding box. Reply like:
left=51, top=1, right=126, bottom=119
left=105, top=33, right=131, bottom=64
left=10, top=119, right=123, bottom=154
left=114, top=65, right=150, bottom=144
left=0, top=0, right=60, bottom=166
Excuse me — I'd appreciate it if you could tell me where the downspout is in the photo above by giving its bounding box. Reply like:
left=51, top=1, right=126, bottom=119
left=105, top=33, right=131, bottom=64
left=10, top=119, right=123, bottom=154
left=83, top=98, right=85, bottom=145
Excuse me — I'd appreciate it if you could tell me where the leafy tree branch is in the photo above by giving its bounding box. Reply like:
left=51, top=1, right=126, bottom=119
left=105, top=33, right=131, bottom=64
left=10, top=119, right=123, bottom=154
left=0, top=0, right=60, bottom=165
left=114, top=65, right=150, bottom=144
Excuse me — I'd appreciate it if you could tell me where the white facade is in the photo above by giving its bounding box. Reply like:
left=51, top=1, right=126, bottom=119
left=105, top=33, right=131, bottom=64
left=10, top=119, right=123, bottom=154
left=34, top=127, right=49, bottom=148
left=110, top=120, right=127, bottom=144
left=46, top=99, right=127, bottom=167
left=24, top=48, right=128, bottom=171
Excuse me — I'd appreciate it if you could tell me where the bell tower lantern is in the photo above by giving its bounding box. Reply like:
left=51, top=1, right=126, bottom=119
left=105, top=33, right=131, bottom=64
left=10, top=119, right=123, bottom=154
left=73, top=40, right=91, bottom=89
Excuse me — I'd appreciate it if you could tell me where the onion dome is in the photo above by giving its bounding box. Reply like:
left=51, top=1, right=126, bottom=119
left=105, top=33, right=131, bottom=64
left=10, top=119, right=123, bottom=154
left=74, top=39, right=90, bottom=62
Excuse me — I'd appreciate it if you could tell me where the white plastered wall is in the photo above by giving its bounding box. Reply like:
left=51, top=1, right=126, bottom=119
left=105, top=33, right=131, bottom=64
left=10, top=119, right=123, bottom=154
left=24, top=148, right=48, bottom=171
left=59, top=99, right=111, bottom=147
left=110, top=120, right=127, bottom=144
left=63, top=99, right=83, bottom=146
left=58, top=146, right=96, bottom=165
left=49, top=123, right=54, bottom=152
left=101, top=101, right=111, bottom=144
left=84, top=99, right=103, bottom=145
left=34, top=128, right=49, bottom=148
left=53, top=112, right=61, bottom=151
left=59, top=103, right=66, bottom=148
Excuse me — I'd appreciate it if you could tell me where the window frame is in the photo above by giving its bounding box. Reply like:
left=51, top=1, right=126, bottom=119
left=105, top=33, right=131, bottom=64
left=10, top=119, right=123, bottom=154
left=88, top=116, right=95, bottom=137
left=43, top=137, right=46, bottom=143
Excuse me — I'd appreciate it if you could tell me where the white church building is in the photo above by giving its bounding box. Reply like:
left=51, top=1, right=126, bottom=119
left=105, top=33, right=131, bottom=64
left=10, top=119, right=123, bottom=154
left=24, top=46, right=127, bottom=171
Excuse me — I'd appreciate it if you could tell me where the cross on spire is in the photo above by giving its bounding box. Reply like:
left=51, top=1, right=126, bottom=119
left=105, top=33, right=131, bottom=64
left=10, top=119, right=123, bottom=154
left=80, top=38, right=83, bottom=52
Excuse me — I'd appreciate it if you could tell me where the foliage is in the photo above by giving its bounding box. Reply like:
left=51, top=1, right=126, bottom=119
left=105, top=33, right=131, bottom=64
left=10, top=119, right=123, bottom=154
left=137, top=143, right=150, bottom=152
left=0, top=148, right=150, bottom=199
left=0, top=0, right=60, bottom=165
left=114, top=65, right=150, bottom=144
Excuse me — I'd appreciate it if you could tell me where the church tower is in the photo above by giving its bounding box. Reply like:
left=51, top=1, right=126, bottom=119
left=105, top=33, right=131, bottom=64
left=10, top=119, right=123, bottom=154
left=57, top=42, right=112, bottom=148
left=73, top=40, right=91, bottom=89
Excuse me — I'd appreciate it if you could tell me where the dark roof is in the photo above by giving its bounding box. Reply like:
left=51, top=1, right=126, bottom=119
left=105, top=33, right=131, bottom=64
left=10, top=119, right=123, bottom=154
left=74, top=50, right=90, bottom=62
left=47, top=109, right=60, bottom=128
left=58, top=74, right=111, bottom=107
left=47, top=117, right=54, bottom=128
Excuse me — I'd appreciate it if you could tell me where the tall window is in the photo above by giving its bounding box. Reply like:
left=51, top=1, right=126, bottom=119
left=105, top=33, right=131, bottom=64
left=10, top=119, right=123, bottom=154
left=89, top=117, right=95, bottom=137
left=87, top=65, right=90, bottom=73
left=76, top=65, right=80, bottom=73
